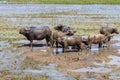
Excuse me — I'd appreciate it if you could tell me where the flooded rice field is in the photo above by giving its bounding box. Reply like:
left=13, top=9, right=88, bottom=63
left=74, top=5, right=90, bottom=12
left=0, top=4, right=120, bottom=80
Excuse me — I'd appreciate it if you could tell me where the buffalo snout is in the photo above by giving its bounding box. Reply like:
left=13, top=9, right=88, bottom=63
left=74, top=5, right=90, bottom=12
left=115, top=30, right=119, bottom=34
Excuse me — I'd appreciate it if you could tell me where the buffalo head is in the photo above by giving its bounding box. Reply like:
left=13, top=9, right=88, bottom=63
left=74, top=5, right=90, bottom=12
left=19, top=28, right=30, bottom=35
left=54, top=24, right=63, bottom=31
left=65, top=30, right=76, bottom=36
left=112, top=28, right=119, bottom=34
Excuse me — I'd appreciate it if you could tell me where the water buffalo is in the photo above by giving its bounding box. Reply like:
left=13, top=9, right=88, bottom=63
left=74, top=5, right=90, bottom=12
left=100, top=27, right=119, bottom=41
left=19, top=26, right=52, bottom=48
left=54, top=24, right=73, bottom=32
left=57, top=35, right=83, bottom=52
left=88, top=34, right=112, bottom=49
left=71, top=36, right=89, bottom=49
left=51, top=30, right=76, bottom=47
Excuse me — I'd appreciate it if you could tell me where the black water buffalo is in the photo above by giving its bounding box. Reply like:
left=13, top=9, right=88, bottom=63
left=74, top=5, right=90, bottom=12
left=54, top=24, right=73, bottom=32
left=51, top=30, right=76, bottom=47
left=19, top=26, right=52, bottom=48
left=57, top=35, right=83, bottom=52
left=88, top=34, right=112, bottom=49
left=100, top=27, right=119, bottom=41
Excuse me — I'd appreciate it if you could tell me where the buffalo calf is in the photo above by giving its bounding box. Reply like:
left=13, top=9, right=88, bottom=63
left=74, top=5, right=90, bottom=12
left=57, top=35, right=83, bottom=52
left=88, top=34, right=112, bottom=49
left=51, top=30, right=76, bottom=47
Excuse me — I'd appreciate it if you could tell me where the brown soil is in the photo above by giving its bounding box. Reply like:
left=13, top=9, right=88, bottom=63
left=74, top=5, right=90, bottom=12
left=22, top=42, right=119, bottom=80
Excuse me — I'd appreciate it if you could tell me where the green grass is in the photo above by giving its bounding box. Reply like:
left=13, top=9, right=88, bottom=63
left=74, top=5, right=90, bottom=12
left=7, top=0, right=120, bottom=4
left=0, top=27, right=25, bottom=42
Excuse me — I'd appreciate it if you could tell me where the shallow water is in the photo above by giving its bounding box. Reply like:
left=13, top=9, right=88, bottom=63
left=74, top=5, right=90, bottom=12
left=71, top=67, right=112, bottom=73
left=0, top=41, right=11, bottom=50
left=0, top=4, right=120, bottom=15
left=0, top=4, right=120, bottom=27
left=0, top=4, right=120, bottom=80
left=11, top=64, right=75, bottom=80
left=70, top=35, right=120, bottom=79
left=110, top=73, right=120, bottom=80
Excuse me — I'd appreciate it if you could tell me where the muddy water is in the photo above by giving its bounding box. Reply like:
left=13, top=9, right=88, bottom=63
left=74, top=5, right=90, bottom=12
left=0, top=40, right=76, bottom=79
left=0, top=4, right=120, bottom=80
left=70, top=35, right=120, bottom=80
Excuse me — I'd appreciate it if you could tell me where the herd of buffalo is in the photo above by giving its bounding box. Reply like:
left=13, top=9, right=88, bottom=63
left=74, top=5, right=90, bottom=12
left=19, top=24, right=119, bottom=52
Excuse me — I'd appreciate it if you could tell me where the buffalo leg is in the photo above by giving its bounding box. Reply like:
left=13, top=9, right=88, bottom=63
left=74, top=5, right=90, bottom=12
left=63, top=46, right=67, bottom=52
left=46, top=37, right=53, bottom=47
left=89, top=42, right=92, bottom=49
left=77, top=45, right=80, bottom=51
left=62, top=45, right=65, bottom=52
left=62, top=43, right=65, bottom=52
left=77, top=44, right=82, bottom=51
left=99, top=43, right=102, bottom=48
left=46, top=40, right=49, bottom=46
left=49, top=40, right=53, bottom=47
left=108, top=37, right=111, bottom=41
left=46, top=38, right=50, bottom=46
left=56, top=41, right=58, bottom=48
left=30, top=41, right=33, bottom=48
left=51, top=40, right=54, bottom=47
left=63, top=42, right=67, bottom=52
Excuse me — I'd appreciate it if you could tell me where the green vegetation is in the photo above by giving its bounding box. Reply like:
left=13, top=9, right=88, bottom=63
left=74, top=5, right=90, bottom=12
left=7, top=0, right=120, bottom=4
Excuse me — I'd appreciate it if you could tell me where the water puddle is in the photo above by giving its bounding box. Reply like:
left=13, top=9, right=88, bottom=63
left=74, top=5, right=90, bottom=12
left=110, top=35, right=120, bottom=54
left=11, top=64, right=75, bottom=80
left=91, top=45, right=99, bottom=51
left=53, top=47, right=63, bottom=54
left=0, top=39, right=75, bottom=79
left=110, top=73, right=120, bottom=80
left=71, top=67, right=112, bottom=73
left=82, top=78, right=97, bottom=80
left=112, top=35, right=120, bottom=41
left=94, top=55, right=120, bottom=67
left=0, top=50, right=25, bottom=70
left=0, top=41, right=11, bottom=50
left=13, top=40, right=30, bottom=44
left=107, top=55, right=120, bottom=67
left=94, top=61, right=106, bottom=67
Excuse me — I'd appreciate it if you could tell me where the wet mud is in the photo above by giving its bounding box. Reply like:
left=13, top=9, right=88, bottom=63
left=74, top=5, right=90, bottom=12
left=0, top=4, right=120, bottom=80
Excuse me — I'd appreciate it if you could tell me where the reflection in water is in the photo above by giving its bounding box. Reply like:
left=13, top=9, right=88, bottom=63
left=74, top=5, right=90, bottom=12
left=90, top=45, right=99, bottom=51
left=53, top=47, right=63, bottom=54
